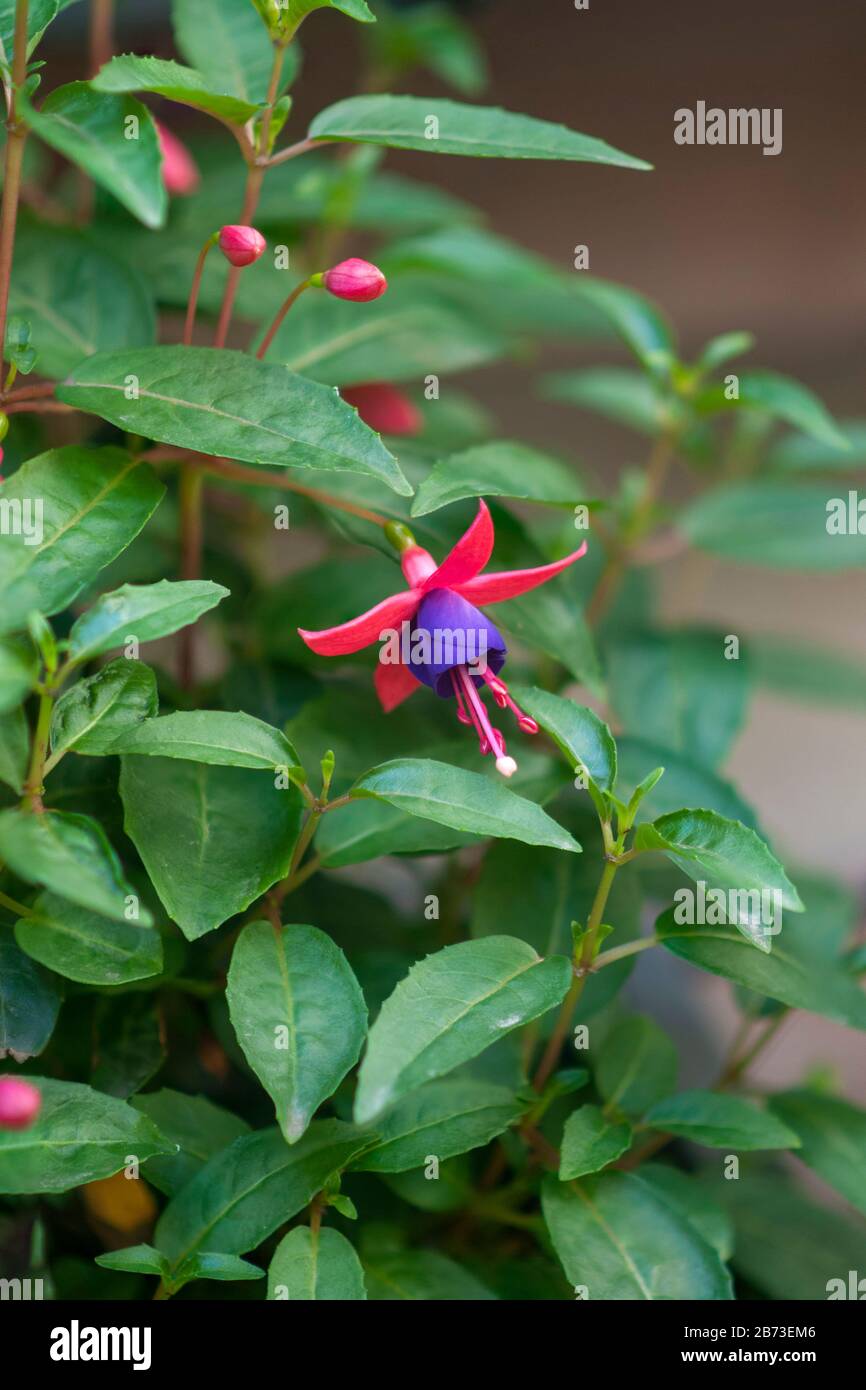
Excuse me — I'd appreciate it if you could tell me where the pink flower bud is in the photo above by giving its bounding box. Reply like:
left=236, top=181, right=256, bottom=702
left=217, top=225, right=267, bottom=268
left=322, top=258, right=387, bottom=303
left=0, top=1076, right=41, bottom=1130
left=156, top=121, right=200, bottom=196
left=341, top=383, right=422, bottom=437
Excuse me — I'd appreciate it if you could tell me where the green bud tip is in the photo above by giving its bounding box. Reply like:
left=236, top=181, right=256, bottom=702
left=384, top=520, right=417, bottom=554
left=0, top=412, right=9, bottom=443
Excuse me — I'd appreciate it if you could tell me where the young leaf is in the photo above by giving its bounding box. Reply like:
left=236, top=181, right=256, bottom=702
left=352, top=1079, right=526, bottom=1173
left=635, top=808, right=803, bottom=949
left=267, top=1227, right=366, bottom=1301
left=154, top=1121, right=373, bottom=1267
left=644, top=1090, right=800, bottom=1150
left=0, top=705, right=28, bottom=793
left=92, top=54, right=264, bottom=125
left=131, top=1089, right=251, bottom=1198
left=58, top=347, right=412, bottom=496
left=616, top=736, right=758, bottom=828
left=308, top=94, right=651, bottom=170
left=657, top=908, right=866, bottom=1031
left=543, top=367, right=678, bottom=436
left=770, top=1091, right=866, bottom=1215
left=542, top=1172, right=733, bottom=1300
left=67, top=579, right=229, bottom=662
left=22, top=84, right=167, bottom=229
left=173, top=1252, right=264, bottom=1286
left=511, top=686, right=617, bottom=798
left=50, top=659, right=158, bottom=758
left=559, top=1104, right=632, bottom=1179
left=696, top=369, right=845, bottom=447
left=410, top=441, right=585, bottom=516
left=118, top=759, right=303, bottom=940
left=352, top=758, right=580, bottom=852
left=594, top=1015, right=678, bottom=1118
left=0, top=447, right=164, bottom=635
left=95, top=1245, right=168, bottom=1279
left=0, top=934, right=61, bottom=1061
left=354, top=935, right=571, bottom=1125
left=0, top=809, right=150, bottom=924
left=9, top=223, right=156, bottom=379
left=173, top=0, right=300, bottom=104
left=109, top=710, right=297, bottom=771
left=767, top=418, right=866, bottom=472
left=0, top=1077, right=171, bottom=1194
left=227, top=922, right=367, bottom=1143
left=15, top=890, right=163, bottom=986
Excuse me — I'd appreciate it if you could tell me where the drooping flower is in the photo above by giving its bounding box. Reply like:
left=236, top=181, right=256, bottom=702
left=0, top=1076, right=41, bottom=1130
left=341, top=383, right=422, bottom=437
left=156, top=121, right=200, bottom=196
left=321, top=257, right=387, bottom=303
left=298, top=501, right=587, bottom=776
left=218, top=225, right=267, bottom=268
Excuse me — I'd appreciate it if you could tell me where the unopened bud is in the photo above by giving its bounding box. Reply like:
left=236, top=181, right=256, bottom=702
left=321, top=258, right=387, bottom=303
left=156, top=121, right=199, bottom=196
left=341, top=383, right=421, bottom=436
left=0, top=1076, right=41, bottom=1130
left=218, top=225, right=267, bottom=268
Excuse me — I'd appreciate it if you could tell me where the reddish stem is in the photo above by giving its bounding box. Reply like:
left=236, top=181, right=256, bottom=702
left=256, top=279, right=313, bottom=360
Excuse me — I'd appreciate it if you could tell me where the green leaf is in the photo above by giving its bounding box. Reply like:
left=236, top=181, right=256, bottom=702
left=131, top=1089, right=251, bottom=1197
left=95, top=1245, right=167, bottom=1278
left=635, top=808, right=802, bottom=949
left=68, top=579, right=229, bottom=662
left=0, top=1077, right=171, bottom=1194
left=354, top=935, right=571, bottom=1125
left=0, top=933, right=61, bottom=1061
left=9, top=222, right=155, bottom=380
left=317, top=797, right=477, bottom=867
left=58, top=348, right=411, bottom=497
left=174, top=1251, right=264, bottom=1286
left=747, top=636, right=866, bottom=711
left=657, top=907, right=866, bottom=1031
left=370, top=5, right=486, bottom=96
left=267, top=1227, right=366, bottom=1300
left=308, top=94, right=651, bottom=169
left=511, top=686, right=617, bottom=802
left=364, top=1249, right=496, bottom=1301
left=606, top=629, right=749, bottom=770
left=0, top=0, right=61, bottom=61
left=280, top=0, right=374, bottom=29
left=15, top=889, right=162, bottom=986
left=645, top=1090, right=800, bottom=1150
left=680, top=481, right=866, bottom=570
left=770, top=1090, right=866, bottom=1215
left=0, top=704, right=28, bottom=793
left=697, top=330, right=755, bottom=373
left=50, top=659, right=158, bottom=758
left=542, top=367, right=678, bottom=435
left=0, top=637, right=36, bottom=712
left=110, top=710, right=297, bottom=771
left=563, top=279, right=676, bottom=374
left=173, top=0, right=300, bottom=105
left=92, top=54, right=263, bottom=125
left=697, top=369, right=845, bottom=446
left=0, top=809, right=149, bottom=924
left=595, top=1015, right=678, bottom=1117
left=353, top=1079, right=525, bottom=1173
left=639, top=1164, right=733, bottom=1261
left=767, top=418, right=866, bottom=472
left=0, top=447, right=165, bottom=635
left=154, top=1121, right=373, bottom=1268
left=410, top=441, right=584, bottom=516
left=227, top=921, right=367, bottom=1143
left=119, top=759, right=303, bottom=940
left=261, top=279, right=508, bottom=386
left=559, top=1105, right=632, bottom=1179
left=22, top=83, right=166, bottom=229
left=91, top=994, right=165, bottom=1098
left=616, top=736, right=758, bottom=828
left=352, top=758, right=580, bottom=852
left=542, top=1172, right=732, bottom=1299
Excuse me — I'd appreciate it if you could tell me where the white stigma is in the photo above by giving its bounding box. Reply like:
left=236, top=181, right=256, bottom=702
left=495, top=755, right=518, bottom=778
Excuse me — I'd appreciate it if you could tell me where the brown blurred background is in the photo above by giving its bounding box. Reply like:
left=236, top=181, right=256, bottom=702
left=46, top=1, right=865, bottom=1093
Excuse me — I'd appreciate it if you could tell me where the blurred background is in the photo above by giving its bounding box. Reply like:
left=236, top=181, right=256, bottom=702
left=41, top=0, right=865, bottom=1098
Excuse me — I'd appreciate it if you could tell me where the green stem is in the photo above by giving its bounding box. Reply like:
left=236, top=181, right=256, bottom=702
left=0, top=888, right=35, bottom=917
left=21, top=688, right=54, bottom=812
left=594, top=934, right=660, bottom=969
left=531, top=857, right=619, bottom=1092
left=255, top=278, right=314, bottom=361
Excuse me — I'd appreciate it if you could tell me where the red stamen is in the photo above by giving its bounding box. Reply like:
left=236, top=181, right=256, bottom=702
left=481, top=668, right=539, bottom=735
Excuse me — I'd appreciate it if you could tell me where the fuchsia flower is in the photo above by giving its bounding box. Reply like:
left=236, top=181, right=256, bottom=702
left=218, top=225, right=267, bottom=268
left=298, top=500, right=587, bottom=776
left=322, top=258, right=387, bottom=303
left=0, top=1076, right=41, bottom=1130
left=156, top=121, right=200, bottom=196
left=341, top=383, right=422, bottom=437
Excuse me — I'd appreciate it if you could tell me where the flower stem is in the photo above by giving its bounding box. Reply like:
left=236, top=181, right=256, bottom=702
left=594, top=934, right=660, bottom=969
left=183, top=233, right=218, bottom=346
left=89, top=0, right=114, bottom=74
left=531, top=857, right=619, bottom=1092
left=255, top=278, right=313, bottom=360
left=21, top=688, right=54, bottom=813
left=0, top=0, right=31, bottom=367
left=177, top=465, right=204, bottom=689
